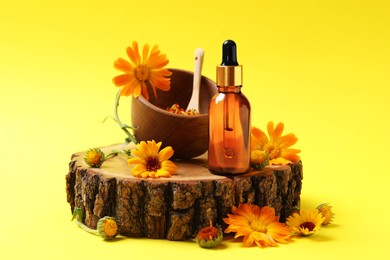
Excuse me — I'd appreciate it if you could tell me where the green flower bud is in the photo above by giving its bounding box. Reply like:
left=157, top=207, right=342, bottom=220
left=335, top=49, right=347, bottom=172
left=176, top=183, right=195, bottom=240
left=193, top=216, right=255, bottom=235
left=97, top=216, right=118, bottom=240
left=250, top=150, right=269, bottom=170
left=84, top=148, right=105, bottom=168
left=195, top=223, right=223, bottom=249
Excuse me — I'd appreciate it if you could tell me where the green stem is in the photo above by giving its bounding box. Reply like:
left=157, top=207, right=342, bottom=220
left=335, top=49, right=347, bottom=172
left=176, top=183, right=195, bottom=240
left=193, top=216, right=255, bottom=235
left=75, top=221, right=100, bottom=237
left=113, top=90, right=137, bottom=144
left=105, top=151, right=119, bottom=160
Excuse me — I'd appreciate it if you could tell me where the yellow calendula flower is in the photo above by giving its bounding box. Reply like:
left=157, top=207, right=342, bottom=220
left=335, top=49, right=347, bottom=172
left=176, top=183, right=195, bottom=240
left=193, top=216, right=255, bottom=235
left=251, top=122, right=300, bottom=165
left=286, top=209, right=325, bottom=236
left=128, top=140, right=177, bottom=178
left=224, top=204, right=291, bottom=248
left=112, top=41, right=172, bottom=100
left=317, top=203, right=334, bottom=225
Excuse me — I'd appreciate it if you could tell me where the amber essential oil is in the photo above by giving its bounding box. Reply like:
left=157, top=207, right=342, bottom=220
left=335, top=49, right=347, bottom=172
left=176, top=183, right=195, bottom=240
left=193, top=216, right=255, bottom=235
left=208, top=40, right=251, bottom=174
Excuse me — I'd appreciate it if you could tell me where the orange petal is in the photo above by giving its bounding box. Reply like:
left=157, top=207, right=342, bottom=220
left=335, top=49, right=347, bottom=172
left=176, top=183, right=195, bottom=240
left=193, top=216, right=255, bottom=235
left=119, top=78, right=139, bottom=96
left=267, top=121, right=274, bottom=138
left=280, top=150, right=300, bottom=162
left=146, top=46, right=161, bottom=65
left=112, top=74, right=133, bottom=86
left=149, top=76, right=171, bottom=92
left=243, top=234, right=255, bottom=247
left=142, top=43, right=150, bottom=65
left=158, top=68, right=172, bottom=77
left=132, top=84, right=142, bottom=98
left=278, top=134, right=297, bottom=148
left=140, top=81, right=149, bottom=100
left=271, top=122, right=284, bottom=140
left=148, top=54, right=169, bottom=69
left=269, top=157, right=292, bottom=165
left=114, top=58, right=133, bottom=73
left=251, top=127, right=268, bottom=148
left=127, top=42, right=141, bottom=65
left=239, top=204, right=256, bottom=221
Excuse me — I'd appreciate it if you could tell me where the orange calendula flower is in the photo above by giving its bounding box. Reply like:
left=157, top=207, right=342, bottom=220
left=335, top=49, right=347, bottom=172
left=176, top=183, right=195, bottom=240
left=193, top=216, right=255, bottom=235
left=286, top=209, right=325, bottom=236
left=127, top=140, right=177, bottom=178
left=251, top=121, right=300, bottom=165
left=113, top=41, right=172, bottom=100
left=224, top=204, right=291, bottom=248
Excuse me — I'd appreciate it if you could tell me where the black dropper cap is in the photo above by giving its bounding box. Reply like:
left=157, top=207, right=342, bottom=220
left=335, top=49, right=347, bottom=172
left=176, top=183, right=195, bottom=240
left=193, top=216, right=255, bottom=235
left=221, top=40, right=239, bottom=66
left=217, top=40, right=242, bottom=86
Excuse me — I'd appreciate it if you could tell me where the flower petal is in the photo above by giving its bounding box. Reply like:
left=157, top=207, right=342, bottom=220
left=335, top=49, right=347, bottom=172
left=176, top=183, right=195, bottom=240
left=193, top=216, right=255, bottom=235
left=161, top=160, right=177, bottom=175
left=286, top=209, right=324, bottom=236
left=142, top=44, right=149, bottom=65
left=126, top=139, right=177, bottom=179
left=269, top=122, right=284, bottom=141
left=278, top=133, right=298, bottom=148
left=115, top=42, right=171, bottom=99
left=119, top=78, right=140, bottom=96
left=128, top=157, right=144, bottom=166
left=223, top=203, right=291, bottom=247
left=112, top=74, right=133, bottom=86
left=155, top=169, right=171, bottom=177
left=131, top=164, right=147, bottom=176
left=114, top=58, right=133, bottom=73
left=251, top=127, right=268, bottom=149
left=159, top=146, right=174, bottom=161
left=126, top=42, right=141, bottom=65
left=140, top=81, right=149, bottom=100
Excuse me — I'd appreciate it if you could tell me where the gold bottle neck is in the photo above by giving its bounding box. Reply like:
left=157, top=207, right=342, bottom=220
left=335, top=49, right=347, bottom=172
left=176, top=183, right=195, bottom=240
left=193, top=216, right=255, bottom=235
left=216, top=65, right=242, bottom=87
left=217, top=86, right=241, bottom=93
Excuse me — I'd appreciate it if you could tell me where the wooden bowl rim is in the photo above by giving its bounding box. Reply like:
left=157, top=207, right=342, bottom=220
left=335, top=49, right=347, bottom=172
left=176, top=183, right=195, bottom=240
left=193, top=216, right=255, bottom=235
left=135, top=68, right=215, bottom=119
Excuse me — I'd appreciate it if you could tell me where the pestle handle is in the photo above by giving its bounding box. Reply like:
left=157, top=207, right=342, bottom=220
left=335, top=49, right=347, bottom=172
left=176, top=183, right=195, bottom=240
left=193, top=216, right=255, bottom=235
left=186, top=48, right=204, bottom=112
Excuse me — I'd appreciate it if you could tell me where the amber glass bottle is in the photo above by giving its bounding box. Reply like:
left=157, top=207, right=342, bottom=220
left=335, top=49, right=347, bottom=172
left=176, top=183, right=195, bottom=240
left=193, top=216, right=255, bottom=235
left=208, top=40, right=251, bottom=174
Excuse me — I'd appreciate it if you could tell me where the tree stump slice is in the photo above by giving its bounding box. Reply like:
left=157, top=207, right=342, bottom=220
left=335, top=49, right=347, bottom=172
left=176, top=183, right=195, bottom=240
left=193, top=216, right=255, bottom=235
left=66, top=144, right=303, bottom=241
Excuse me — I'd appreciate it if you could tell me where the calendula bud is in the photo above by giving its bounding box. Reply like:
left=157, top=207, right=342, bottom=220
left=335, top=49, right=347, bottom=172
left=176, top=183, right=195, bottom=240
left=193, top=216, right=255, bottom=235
left=195, top=222, right=223, bottom=249
left=250, top=149, right=269, bottom=170
left=84, top=148, right=105, bottom=168
left=316, top=203, right=334, bottom=225
left=97, top=216, right=118, bottom=240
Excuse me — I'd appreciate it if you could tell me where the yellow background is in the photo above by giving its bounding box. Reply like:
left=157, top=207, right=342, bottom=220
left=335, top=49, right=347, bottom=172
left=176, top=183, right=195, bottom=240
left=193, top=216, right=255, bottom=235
left=1, top=0, right=389, bottom=259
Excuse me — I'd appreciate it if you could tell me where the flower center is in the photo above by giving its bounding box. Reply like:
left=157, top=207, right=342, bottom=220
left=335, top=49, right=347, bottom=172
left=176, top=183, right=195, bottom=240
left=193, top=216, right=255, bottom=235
left=265, top=143, right=280, bottom=159
left=299, top=221, right=316, bottom=231
left=145, top=156, right=161, bottom=172
left=103, top=219, right=118, bottom=237
left=86, top=152, right=102, bottom=165
left=198, top=226, right=219, bottom=240
left=249, top=220, right=267, bottom=233
left=134, top=65, right=150, bottom=81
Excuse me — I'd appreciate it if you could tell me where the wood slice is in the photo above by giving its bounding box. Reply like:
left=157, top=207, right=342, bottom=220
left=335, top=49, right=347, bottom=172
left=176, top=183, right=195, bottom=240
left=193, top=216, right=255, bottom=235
left=66, top=144, right=303, bottom=241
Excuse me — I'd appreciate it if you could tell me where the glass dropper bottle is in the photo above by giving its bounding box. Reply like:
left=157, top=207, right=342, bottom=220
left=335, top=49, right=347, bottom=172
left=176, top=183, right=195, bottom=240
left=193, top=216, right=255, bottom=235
left=208, top=40, right=251, bottom=175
